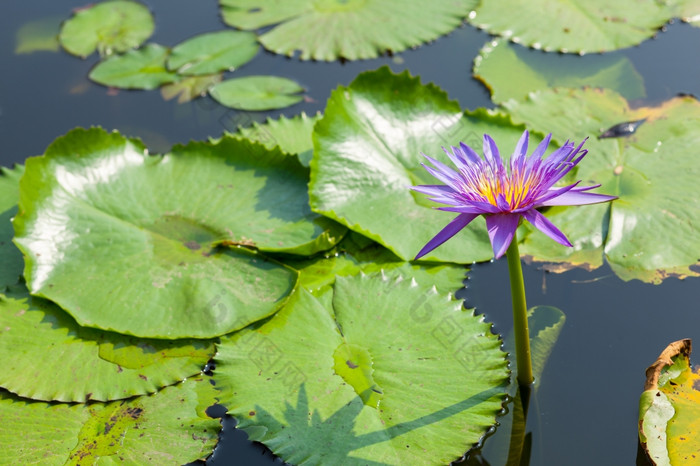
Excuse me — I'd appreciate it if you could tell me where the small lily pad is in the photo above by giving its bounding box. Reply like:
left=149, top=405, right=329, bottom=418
left=215, top=270, right=508, bottom=465
left=639, top=339, right=699, bottom=466
left=161, top=73, right=223, bottom=103
left=168, top=30, right=259, bottom=76
left=220, top=0, right=477, bottom=61
left=89, top=44, right=178, bottom=90
left=15, top=16, right=62, bottom=54
left=210, top=76, right=305, bottom=110
left=0, top=286, right=214, bottom=402
left=469, top=0, right=673, bottom=53
left=474, top=38, right=645, bottom=104
left=310, top=67, right=540, bottom=263
left=230, top=112, right=321, bottom=166
left=59, top=0, right=154, bottom=58
left=14, top=127, right=343, bottom=338
left=0, top=165, right=24, bottom=287
left=0, top=377, right=219, bottom=464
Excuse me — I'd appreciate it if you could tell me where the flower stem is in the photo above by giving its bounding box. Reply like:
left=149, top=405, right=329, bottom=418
left=505, top=231, right=533, bottom=386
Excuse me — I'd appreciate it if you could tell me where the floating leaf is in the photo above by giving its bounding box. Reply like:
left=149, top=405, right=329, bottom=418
left=505, top=88, right=700, bottom=282
left=89, top=44, right=178, bottom=90
left=210, top=76, right=304, bottom=110
left=15, top=16, right=62, bottom=54
left=311, top=67, right=542, bottom=263
left=0, top=166, right=24, bottom=287
left=215, top=270, right=508, bottom=465
left=230, top=112, right=321, bottom=166
left=639, top=339, right=700, bottom=465
left=0, top=377, right=219, bottom=464
left=469, top=0, right=673, bottom=53
left=161, top=73, right=222, bottom=103
left=220, top=0, right=476, bottom=61
left=286, top=233, right=466, bottom=295
left=473, top=38, right=645, bottom=104
left=167, top=30, right=259, bottom=76
left=12, top=127, right=345, bottom=338
left=0, top=286, right=214, bottom=402
left=59, top=0, right=154, bottom=58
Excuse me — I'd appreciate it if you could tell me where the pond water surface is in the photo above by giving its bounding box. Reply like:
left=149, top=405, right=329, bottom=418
left=3, top=2, right=700, bottom=465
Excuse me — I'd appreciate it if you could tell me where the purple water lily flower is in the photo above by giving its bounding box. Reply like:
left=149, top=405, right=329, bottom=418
left=412, top=130, right=616, bottom=260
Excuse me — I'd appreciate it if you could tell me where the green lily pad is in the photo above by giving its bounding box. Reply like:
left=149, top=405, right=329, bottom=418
left=167, top=30, right=259, bottom=76
left=639, top=339, right=700, bottom=466
left=0, top=165, right=24, bottom=287
left=230, top=112, right=321, bottom=166
left=160, top=73, right=223, bottom=103
left=0, top=377, right=219, bottom=464
left=15, top=16, right=62, bottom=54
left=505, top=88, right=700, bottom=283
left=59, top=0, right=154, bottom=58
left=310, top=67, right=542, bottom=263
left=209, top=76, right=305, bottom=110
left=287, top=233, right=467, bottom=295
left=0, top=286, right=214, bottom=402
left=474, top=38, right=645, bottom=104
left=214, top=270, right=508, bottom=465
left=469, top=0, right=673, bottom=53
left=13, top=127, right=340, bottom=338
left=89, top=44, right=178, bottom=90
left=220, top=0, right=476, bottom=61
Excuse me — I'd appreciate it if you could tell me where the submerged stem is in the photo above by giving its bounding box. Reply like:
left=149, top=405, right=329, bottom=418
left=505, top=231, right=533, bottom=386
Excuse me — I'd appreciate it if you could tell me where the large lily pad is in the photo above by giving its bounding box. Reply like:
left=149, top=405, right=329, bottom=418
left=0, top=377, right=219, bottom=464
left=89, top=44, right=178, bottom=90
left=230, top=112, right=321, bottom=166
left=473, top=38, right=645, bottom=104
left=167, top=30, right=259, bottom=76
left=0, top=285, right=214, bottom=402
left=0, top=165, right=24, bottom=287
left=59, top=0, right=154, bottom=58
left=469, top=0, right=674, bottom=53
left=310, top=67, right=541, bottom=263
left=209, top=76, right=305, bottom=110
left=219, top=0, right=476, bottom=61
left=505, top=88, right=700, bottom=282
left=639, top=339, right=700, bottom=465
left=13, top=127, right=343, bottom=338
left=215, top=270, right=508, bottom=465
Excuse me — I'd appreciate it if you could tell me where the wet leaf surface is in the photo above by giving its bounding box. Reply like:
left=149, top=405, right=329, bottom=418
left=167, top=30, right=259, bottom=76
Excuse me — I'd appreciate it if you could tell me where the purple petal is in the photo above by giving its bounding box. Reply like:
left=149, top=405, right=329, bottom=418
left=437, top=205, right=489, bottom=214
left=459, top=142, right=482, bottom=164
left=538, top=190, right=617, bottom=206
left=485, top=214, right=520, bottom=259
left=522, top=209, right=572, bottom=247
left=420, top=163, right=461, bottom=190
left=483, top=134, right=502, bottom=166
left=410, top=184, right=457, bottom=197
left=415, top=213, right=478, bottom=260
left=532, top=181, right=580, bottom=205
left=439, top=200, right=500, bottom=214
left=530, top=133, right=553, bottom=160
left=421, top=153, right=460, bottom=181
left=512, top=130, right=529, bottom=162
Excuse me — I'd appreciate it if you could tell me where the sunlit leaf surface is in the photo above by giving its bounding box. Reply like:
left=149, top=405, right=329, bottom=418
left=310, top=67, right=540, bottom=263
left=230, top=112, right=321, bottom=166
left=639, top=339, right=700, bottom=466
left=167, top=30, right=259, bottom=76
left=59, top=0, right=154, bottom=58
left=215, top=270, right=508, bottom=465
left=210, top=76, right=305, bottom=110
left=89, top=44, right=178, bottom=90
left=474, top=38, right=645, bottom=104
left=12, top=128, right=350, bottom=338
left=0, top=378, right=219, bottom=464
left=505, top=88, right=700, bottom=282
left=0, top=285, right=214, bottom=402
left=219, top=0, right=477, bottom=61
left=469, top=0, right=674, bottom=53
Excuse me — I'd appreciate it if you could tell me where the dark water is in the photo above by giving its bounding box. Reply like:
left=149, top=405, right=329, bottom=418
left=3, top=2, right=700, bottom=465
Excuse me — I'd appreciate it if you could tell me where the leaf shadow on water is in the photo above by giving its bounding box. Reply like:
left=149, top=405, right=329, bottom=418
left=249, top=383, right=506, bottom=465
